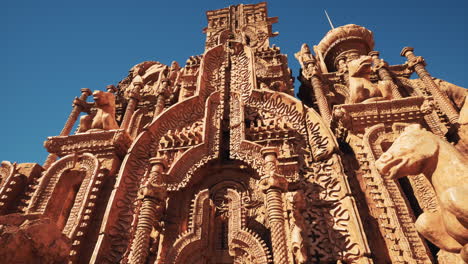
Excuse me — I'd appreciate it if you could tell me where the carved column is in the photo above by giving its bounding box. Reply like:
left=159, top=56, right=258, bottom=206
left=129, top=157, right=167, bottom=264
left=369, top=51, right=402, bottom=99
left=121, top=76, right=143, bottom=131
left=153, top=79, right=170, bottom=121
left=43, top=88, right=92, bottom=170
left=401, top=47, right=459, bottom=124
left=310, top=70, right=332, bottom=122
left=259, top=147, right=290, bottom=264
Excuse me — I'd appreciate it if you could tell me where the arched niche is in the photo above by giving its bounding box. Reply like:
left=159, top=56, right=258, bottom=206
left=363, top=122, right=439, bottom=213
left=164, top=184, right=271, bottom=264
left=363, top=122, right=439, bottom=259
left=27, top=153, right=100, bottom=236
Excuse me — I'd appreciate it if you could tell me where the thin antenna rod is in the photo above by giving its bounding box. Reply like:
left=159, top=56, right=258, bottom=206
left=324, top=10, right=335, bottom=29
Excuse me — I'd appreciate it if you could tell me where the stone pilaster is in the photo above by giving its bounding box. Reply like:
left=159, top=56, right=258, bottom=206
left=259, top=147, right=290, bottom=264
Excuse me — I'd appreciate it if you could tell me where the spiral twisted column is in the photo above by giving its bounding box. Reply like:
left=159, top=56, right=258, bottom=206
left=401, top=47, right=459, bottom=124
left=369, top=51, right=402, bottom=99
left=129, top=157, right=167, bottom=264
left=310, top=72, right=332, bottom=122
left=121, top=75, right=143, bottom=132
left=259, top=147, right=290, bottom=264
left=43, top=88, right=92, bottom=169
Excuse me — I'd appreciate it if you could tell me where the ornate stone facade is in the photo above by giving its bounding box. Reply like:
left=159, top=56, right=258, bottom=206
left=1, top=2, right=467, bottom=264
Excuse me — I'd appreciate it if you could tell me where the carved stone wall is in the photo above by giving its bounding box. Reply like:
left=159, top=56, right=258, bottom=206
left=1, top=2, right=466, bottom=264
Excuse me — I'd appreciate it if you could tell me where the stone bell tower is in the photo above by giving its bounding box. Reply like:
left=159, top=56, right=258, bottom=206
left=1, top=2, right=467, bottom=264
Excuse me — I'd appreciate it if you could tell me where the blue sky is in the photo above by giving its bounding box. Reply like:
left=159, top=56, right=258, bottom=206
left=2, top=0, right=467, bottom=164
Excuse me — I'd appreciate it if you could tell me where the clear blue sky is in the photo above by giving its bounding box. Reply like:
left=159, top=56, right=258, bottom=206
left=2, top=0, right=467, bottom=164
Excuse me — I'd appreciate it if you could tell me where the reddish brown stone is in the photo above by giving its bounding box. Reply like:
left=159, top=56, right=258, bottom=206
left=1, top=2, right=467, bottom=264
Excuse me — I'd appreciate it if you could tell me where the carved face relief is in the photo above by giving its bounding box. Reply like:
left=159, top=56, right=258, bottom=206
left=375, top=125, right=437, bottom=179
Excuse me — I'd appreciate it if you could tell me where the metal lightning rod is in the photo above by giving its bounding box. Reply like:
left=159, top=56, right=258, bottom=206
left=324, top=10, right=335, bottom=29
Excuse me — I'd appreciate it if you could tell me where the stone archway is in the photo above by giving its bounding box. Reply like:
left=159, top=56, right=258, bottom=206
left=165, top=186, right=271, bottom=264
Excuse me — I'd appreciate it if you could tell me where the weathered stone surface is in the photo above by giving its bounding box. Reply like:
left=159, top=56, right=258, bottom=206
left=1, top=2, right=467, bottom=264
left=376, top=124, right=468, bottom=262
left=0, top=214, right=71, bottom=263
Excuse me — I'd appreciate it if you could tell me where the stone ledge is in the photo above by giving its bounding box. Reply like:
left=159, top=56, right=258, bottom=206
left=44, top=129, right=132, bottom=158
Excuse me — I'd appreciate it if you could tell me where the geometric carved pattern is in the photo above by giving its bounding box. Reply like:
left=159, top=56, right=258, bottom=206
left=363, top=123, right=434, bottom=263
left=165, top=188, right=271, bottom=264
left=3, top=3, right=465, bottom=264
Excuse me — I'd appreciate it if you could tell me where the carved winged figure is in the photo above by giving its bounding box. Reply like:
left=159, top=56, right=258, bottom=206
left=375, top=124, right=468, bottom=263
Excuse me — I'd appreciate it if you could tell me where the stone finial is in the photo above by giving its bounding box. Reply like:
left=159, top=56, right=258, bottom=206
left=400, top=47, right=415, bottom=57
left=80, top=88, right=92, bottom=97
left=368, top=51, right=380, bottom=58
left=106, top=85, right=117, bottom=93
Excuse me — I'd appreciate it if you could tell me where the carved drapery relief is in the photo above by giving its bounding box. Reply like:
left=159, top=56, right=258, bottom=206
left=245, top=90, right=337, bottom=161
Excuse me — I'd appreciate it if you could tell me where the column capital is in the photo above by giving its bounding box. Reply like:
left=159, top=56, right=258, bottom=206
left=149, top=157, right=168, bottom=169
left=261, top=147, right=279, bottom=159
left=106, top=85, right=117, bottom=93
left=368, top=51, right=380, bottom=58
left=80, top=88, right=92, bottom=96
left=400, top=47, right=414, bottom=57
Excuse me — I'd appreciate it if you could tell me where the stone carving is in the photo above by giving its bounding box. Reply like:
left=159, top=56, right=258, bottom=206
left=2, top=3, right=467, bottom=264
left=347, top=55, right=393, bottom=103
left=295, top=43, right=316, bottom=71
left=165, top=188, right=271, bottom=263
left=376, top=124, right=468, bottom=262
left=286, top=191, right=308, bottom=264
left=0, top=214, right=71, bottom=263
left=77, top=90, right=119, bottom=133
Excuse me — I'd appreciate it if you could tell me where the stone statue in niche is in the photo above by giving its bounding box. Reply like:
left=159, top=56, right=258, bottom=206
left=77, top=90, right=119, bottom=133
left=375, top=124, right=468, bottom=262
left=347, top=55, right=393, bottom=103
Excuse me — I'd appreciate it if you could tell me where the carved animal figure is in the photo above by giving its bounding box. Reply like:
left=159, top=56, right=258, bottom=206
left=77, top=90, right=119, bottom=133
left=347, top=56, right=392, bottom=103
left=375, top=124, right=468, bottom=262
